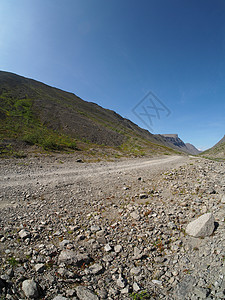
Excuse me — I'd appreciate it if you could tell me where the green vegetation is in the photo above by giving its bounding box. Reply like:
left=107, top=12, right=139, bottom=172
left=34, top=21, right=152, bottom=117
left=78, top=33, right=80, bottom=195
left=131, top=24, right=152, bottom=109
left=130, top=290, right=152, bottom=300
left=0, top=93, right=79, bottom=155
left=7, top=256, right=19, bottom=267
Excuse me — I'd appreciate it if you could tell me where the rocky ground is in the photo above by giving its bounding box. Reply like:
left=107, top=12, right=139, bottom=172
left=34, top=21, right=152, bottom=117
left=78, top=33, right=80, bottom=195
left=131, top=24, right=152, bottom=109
left=0, top=155, right=224, bottom=299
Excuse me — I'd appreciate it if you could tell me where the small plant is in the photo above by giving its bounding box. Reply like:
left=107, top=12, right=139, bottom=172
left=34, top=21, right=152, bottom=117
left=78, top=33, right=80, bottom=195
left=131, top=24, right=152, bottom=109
left=7, top=257, right=18, bottom=267
left=130, top=290, right=152, bottom=300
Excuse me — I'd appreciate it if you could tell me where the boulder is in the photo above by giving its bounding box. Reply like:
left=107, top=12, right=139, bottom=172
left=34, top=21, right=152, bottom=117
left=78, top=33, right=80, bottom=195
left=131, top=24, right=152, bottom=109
left=75, top=286, right=99, bottom=300
left=186, top=213, right=215, bottom=238
left=22, top=279, right=40, bottom=298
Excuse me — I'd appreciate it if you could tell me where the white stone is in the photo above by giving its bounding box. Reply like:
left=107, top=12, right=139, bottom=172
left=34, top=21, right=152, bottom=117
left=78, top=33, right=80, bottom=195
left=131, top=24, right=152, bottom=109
left=88, top=263, right=103, bottom=275
left=130, top=211, right=140, bottom=220
left=104, top=244, right=112, bottom=252
left=114, top=245, right=122, bottom=253
left=22, top=279, right=39, bottom=298
left=133, top=282, right=141, bottom=292
left=221, top=195, right=225, bottom=204
left=19, top=229, right=31, bottom=239
left=186, top=213, right=215, bottom=238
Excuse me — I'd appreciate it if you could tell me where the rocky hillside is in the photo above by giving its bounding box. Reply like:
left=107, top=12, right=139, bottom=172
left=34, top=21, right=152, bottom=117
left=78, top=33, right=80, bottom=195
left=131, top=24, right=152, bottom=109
left=0, top=71, right=197, bottom=157
left=159, top=134, right=200, bottom=155
left=201, top=135, right=225, bottom=160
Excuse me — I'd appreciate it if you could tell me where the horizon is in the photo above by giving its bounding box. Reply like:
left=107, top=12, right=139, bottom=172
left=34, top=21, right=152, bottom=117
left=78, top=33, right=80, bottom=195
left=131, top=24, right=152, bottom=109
left=1, top=0, right=225, bottom=150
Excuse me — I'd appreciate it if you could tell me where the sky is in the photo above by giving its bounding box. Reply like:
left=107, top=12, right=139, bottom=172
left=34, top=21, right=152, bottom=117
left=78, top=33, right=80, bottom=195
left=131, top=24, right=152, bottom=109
left=1, top=0, right=225, bottom=150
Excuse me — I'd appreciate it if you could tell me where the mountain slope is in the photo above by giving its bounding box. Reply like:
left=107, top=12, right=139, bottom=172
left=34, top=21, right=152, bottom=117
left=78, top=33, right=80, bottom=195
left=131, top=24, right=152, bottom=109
left=158, top=134, right=200, bottom=155
left=201, top=135, right=225, bottom=160
left=0, top=71, right=193, bottom=157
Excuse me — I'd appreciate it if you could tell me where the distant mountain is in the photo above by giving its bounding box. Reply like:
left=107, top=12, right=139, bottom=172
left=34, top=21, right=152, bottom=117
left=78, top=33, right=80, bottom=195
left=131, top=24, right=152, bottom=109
left=201, top=135, right=225, bottom=160
left=0, top=71, right=197, bottom=157
left=185, top=143, right=201, bottom=155
left=158, top=134, right=201, bottom=155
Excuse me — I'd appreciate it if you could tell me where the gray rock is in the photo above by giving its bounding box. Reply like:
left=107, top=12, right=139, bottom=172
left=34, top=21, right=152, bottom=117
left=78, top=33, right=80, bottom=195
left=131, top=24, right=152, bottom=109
left=221, top=195, right=225, bottom=204
left=186, top=213, right=215, bottom=237
left=22, top=279, right=40, bottom=298
left=104, top=244, right=112, bottom=252
left=34, top=263, right=45, bottom=273
left=53, top=296, right=69, bottom=300
left=88, top=263, right=103, bottom=275
left=19, top=229, right=31, bottom=239
left=91, top=225, right=101, bottom=232
left=117, top=275, right=126, bottom=288
left=114, top=245, right=122, bottom=253
left=175, top=275, right=195, bottom=299
left=130, top=211, right=140, bottom=220
left=58, top=250, right=90, bottom=266
left=75, top=286, right=99, bottom=300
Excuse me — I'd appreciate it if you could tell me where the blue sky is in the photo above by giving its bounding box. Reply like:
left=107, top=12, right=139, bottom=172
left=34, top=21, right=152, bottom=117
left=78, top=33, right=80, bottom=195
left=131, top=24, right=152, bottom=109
left=1, top=0, right=225, bottom=150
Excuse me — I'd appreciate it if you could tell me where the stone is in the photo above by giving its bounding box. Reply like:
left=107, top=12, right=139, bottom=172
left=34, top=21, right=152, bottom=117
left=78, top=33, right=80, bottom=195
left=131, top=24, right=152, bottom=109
left=75, top=286, right=99, bottom=300
left=91, top=225, right=100, bottom=232
left=88, top=263, right=103, bottom=275
left=186, top=213, right=215, bottom=237
left=133, top=282, right=141, bottom=292
left=19, top=229, right=31, bottom=239
left=22, top=279, right=40, bottom=298
left=53, top=296, right=69, bottom=300
left=133, top=247, right=144, bottom=260
left=140, top=193, right=148, bottom=199
left=221, top=195, right=225, bottom=204
left=130, top=211, right=140, bottom=220
left=114, top=245, right=122, bottom=253
left=58, top=250, right=90, bottom=266
left=117, top=275, right=126, bottom=288
left=104, top=244, right=112, bottom=252
left=130, top=267, right=141, bottom=276
left=34, top=263, right=45, bottom=273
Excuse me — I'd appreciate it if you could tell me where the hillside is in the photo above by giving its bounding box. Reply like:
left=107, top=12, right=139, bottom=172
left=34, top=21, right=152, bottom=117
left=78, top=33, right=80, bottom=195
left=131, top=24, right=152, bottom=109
left=0, top=71, right=194, bottom=158
left=201, top=135, right=225, bottom=160
left=158, top=134, right=201, bottom=155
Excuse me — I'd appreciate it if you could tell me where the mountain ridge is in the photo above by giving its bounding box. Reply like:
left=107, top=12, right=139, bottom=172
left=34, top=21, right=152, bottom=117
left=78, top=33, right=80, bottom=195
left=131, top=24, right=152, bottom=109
left=0, top=71, right=198, bottom=157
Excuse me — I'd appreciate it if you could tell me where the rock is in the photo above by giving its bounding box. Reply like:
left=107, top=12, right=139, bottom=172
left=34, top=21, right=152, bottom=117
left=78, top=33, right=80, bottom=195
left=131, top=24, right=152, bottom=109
left=133, top=282, right=141, bottom=292
left=59, top=239, right=70, bottom=249
left=130, top=211, right=140, bottom=220
left=104, top=244, right=112, bottom=252
left=75, top=286, right=99, bottom=300
left=140, top=193, right=148, bottom=199
left=114, top=245, right=122, bottom=253
left=88, top=263, right=103, bottom=275
left=186, top=213, right=215, bottom=237
left=91, top=225, right=101, bottom=232
left=19, top=229, right=31, bottom=239
left=58, top=250, right=90, bottom=266
left=175, top=275, right=195, bottom=299
left=117, top=275, right=126, bottom=288
left=34, top=263, right=45, bottom=273
left=194, top=287, right=209, bottom=298
left=130, top=267, right=141, bottom=276
left=133, top=247, right=144, bottom=260
left=221, top=195, right=225, bottom=204
left=53, top=296, right=69, bottom=300
left=22, top=279, right=40, bottom=298
left=152, top=280, right=162, bottom=285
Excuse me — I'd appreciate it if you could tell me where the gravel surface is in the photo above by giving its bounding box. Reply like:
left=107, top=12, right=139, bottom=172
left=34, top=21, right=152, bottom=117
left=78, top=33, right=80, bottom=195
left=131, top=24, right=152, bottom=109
left=0, top=155, right=224, bottom=299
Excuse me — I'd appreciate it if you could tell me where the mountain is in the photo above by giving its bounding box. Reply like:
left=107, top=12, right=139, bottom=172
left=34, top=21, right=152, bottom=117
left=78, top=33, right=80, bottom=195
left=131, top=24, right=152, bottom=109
left=158, top=134, right=201, bottom=155
left=0, top=71, right=196, bottom=157
left=185, top=143, right=201, bottom=155
left=201, top=135, right=225, bottom=160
